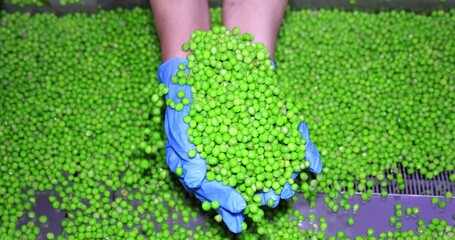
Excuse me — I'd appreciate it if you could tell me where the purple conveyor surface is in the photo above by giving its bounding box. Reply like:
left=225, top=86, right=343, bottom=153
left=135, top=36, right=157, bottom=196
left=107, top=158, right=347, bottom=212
left=293, top=194, right=454, bottom=237
left=24, top=192, right=454, bottom=239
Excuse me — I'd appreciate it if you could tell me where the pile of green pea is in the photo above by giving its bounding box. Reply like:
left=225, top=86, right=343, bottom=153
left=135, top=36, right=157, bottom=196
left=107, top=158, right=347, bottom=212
left=0, top=6, right=453, bottom=239
left=172, top=26, right=312, bottom=229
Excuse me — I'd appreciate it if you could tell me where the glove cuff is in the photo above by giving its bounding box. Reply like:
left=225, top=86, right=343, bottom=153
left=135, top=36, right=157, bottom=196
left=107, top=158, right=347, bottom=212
left=157, top=58, right=188, bottom=85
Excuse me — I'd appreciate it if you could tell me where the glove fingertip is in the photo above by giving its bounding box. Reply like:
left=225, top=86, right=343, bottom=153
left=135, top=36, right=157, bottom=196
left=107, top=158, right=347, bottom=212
left=231, top=196, right=247, bottom=213
left=309, top=160, right=323, bottom=174
left=269, top=194, right=281, bottom=208
left=272, top=198, right=281, bottom=208
left=182, top=160, right=206, bottom=189
left=184, top=174, right=204, bottom=189
left=291, top=172, right=298, bottom=180
left=298, top=121, right=323, bottom=173
left=306, top=141, right=323, bottom=174
left=280, top=183, right=295, bottom=200
left=217, top=208, right=244, bottom=234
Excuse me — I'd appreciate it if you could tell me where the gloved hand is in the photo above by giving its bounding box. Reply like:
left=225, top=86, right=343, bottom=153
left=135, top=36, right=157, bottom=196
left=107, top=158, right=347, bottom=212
left=158, top=58, right=247, bottom=233
left=158, top=58, right=323, bottom=232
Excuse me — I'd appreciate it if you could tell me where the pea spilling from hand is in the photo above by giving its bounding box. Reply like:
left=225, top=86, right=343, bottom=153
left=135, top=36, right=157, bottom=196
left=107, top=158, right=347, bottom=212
left=178, top=26, right=311, bottom=225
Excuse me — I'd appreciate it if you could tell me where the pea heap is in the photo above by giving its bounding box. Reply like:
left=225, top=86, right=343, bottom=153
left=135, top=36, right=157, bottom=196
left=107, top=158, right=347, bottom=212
left=170, top=26, right=311, bottom=226
left=0, top=5, right=454, bottom=240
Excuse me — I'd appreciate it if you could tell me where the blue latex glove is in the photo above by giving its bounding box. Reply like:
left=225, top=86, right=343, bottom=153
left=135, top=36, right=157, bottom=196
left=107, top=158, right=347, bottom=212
left=158, top=58, right=323, bottom=232
left=158, top=58, right=247, bottom=233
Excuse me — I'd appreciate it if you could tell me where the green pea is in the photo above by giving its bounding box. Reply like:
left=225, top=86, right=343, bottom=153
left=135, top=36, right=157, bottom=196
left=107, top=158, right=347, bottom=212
left=211, top=200, right=220, bottom=210
left=177, top=90, right=185, bottom=99
left=253, top=195, right=262, bottom=204
left=188, top=149, right=197, bottom=158
left=46, top=232, right=55, bottom=240
left=39, top=215, right=48, bottom=224
left=389, top=216, right=397, bottom=224
left=438, top=201, right=447, bottom=209
left=175, top=167, right=183, bottom=176
left=201, top=202, right=211, bottom=211
left=431, top=197, right=439, bottom=205
left=308, top=214, right=316, bottom=222
left=214, top=214, right=222, bottom=223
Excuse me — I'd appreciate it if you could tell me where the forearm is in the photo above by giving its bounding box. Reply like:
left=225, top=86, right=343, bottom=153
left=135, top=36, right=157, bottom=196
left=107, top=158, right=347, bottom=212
left=150, top=0, right=211, bottom=61
left=222, top=0, right=287, bottom=60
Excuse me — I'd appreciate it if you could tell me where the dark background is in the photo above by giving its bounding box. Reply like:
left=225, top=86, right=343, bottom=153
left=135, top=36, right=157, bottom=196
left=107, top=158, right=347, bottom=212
left=1, top=0, right=455, bottom=15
